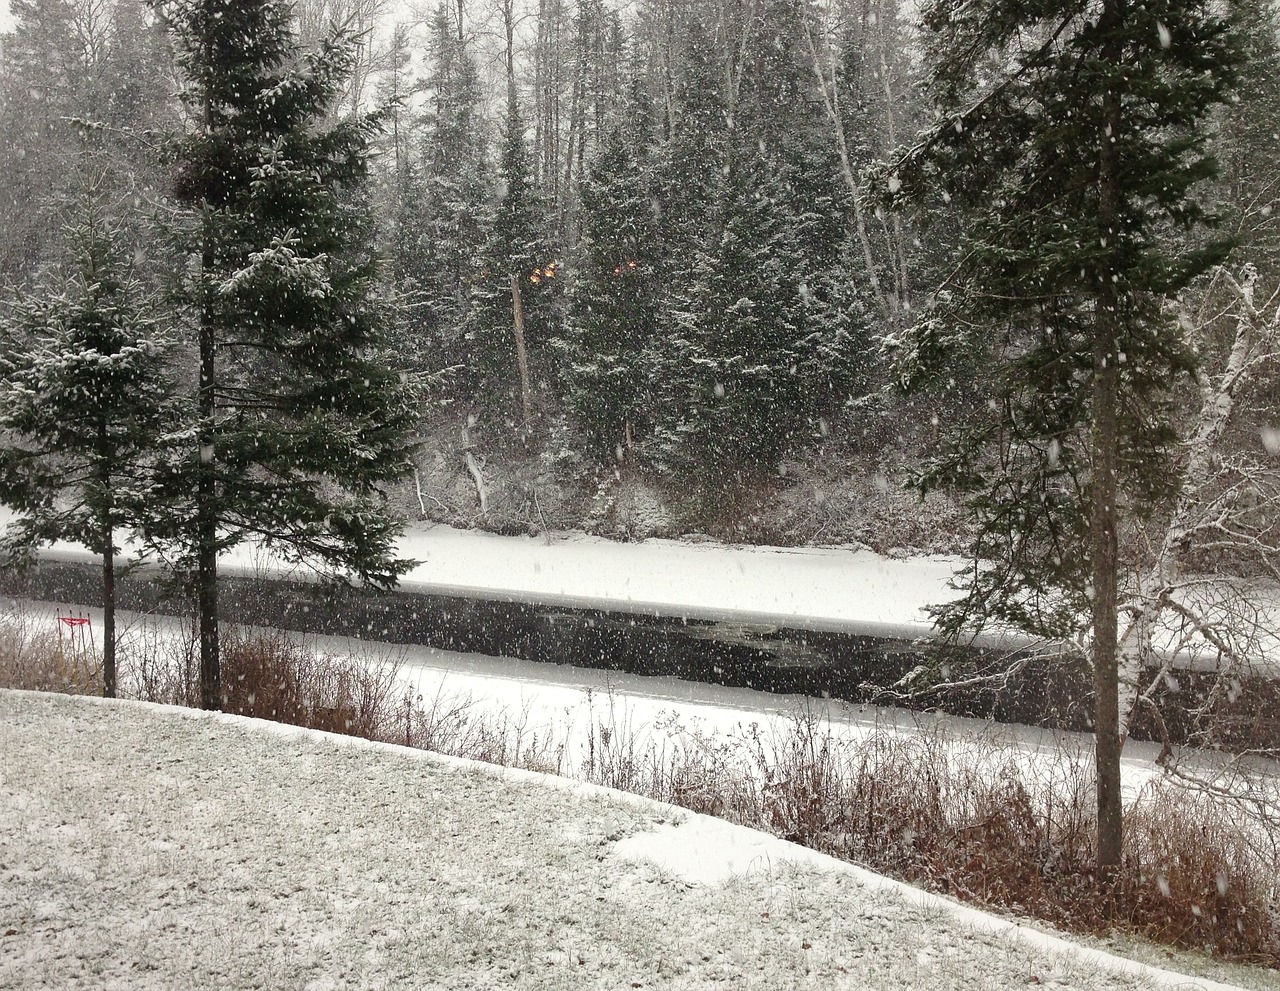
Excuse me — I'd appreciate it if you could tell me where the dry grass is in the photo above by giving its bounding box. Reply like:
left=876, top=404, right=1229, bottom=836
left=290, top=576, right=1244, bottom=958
left=0, top=607, right=101, bottom=695
left=1, top=601, right=1277, bottom=967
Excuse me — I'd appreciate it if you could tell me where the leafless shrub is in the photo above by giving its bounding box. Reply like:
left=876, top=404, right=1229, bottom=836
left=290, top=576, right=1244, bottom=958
left=220, top=628, right=403, bottom=739
left=0, top=603, right=100, bottom=695
left=1123, top=781, right=1279, bottom=961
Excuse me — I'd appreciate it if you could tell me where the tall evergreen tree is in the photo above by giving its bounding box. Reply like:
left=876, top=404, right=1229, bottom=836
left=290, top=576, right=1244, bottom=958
left=1213, top=0, right=1280, bottom=274
left=0, top=0, right=93, bottom=280
left=884, top=0, right=1243, bottom=876
left=0, top=200, right=175, bottom=698
left=555, top=79, right=660, bottom=461
left=654, top=151, right=855, bottom=479
left=652, top=1, right=862, bottom=482
left=400, top=1, right=491, bottom=373
left=157, top=0, right=418, bottom=710
left=466, top=92, right=558, bottom=436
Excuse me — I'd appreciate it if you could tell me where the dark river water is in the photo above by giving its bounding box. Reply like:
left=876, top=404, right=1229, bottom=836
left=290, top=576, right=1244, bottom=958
left=6, top=555, right=1273, bottom=751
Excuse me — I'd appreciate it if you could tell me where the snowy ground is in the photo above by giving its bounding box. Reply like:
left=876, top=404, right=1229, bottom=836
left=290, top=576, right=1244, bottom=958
left=1, top=690, right=1269, bottom=991
left=7, top=509, right=968, bottom=641
left=388, top=524, right=965, bottom=640
left=7, top=599, right=1191, bottom=803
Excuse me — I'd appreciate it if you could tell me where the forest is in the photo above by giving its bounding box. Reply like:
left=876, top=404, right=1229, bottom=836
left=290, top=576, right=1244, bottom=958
left=0, top=0, right=1253, bottom=533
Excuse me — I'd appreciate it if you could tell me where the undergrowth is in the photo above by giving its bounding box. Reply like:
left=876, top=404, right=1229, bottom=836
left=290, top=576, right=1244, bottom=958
left=1, top=602, right=1277, bottom=967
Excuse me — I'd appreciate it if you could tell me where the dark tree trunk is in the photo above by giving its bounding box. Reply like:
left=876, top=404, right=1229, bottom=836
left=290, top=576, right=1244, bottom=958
left=198, top=201, right=221, bottom=712
left=1091, top=0, right=1126, bottom=881
left=96, top=421, right=117, bottom=699
left=101, top=525, right=116, bottom=699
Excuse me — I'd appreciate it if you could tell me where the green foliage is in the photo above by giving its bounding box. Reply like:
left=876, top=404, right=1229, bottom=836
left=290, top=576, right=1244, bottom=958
left=385, top=5, right=490, bottom=374
left=465, top=94, right=559, bottom=431
left=556, top=84, right=661, bottom=461
left=884, top=0, right=1244, bottom=642
left=0, top=206, right=176, bottom=562
left=157, top=0, right=418, bottom=586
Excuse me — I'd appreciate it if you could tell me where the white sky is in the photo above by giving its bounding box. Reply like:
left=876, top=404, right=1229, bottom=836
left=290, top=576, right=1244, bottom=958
left=0, top=0, right=12, bottom=34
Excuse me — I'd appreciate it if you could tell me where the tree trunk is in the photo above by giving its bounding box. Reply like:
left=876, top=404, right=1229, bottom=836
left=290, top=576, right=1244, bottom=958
left=510, top=273, right=533, bottom=429
left=101, top=528, right=116, bottom=699
left=1091, top=3, right=1125, bottom=881
left=96, top=419, right=117, bottom=700
left=800, top=10, right=899, bottom=333
left=1091, top=319, right=1122, bottom=881
left=198, top=200, right=221, bottom=711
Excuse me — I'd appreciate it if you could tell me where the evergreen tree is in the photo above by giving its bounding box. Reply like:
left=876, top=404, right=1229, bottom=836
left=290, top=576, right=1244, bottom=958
left=466, top=92, right=558, bottom=436
left=1214, top=0, right=1280, bottom=274
left=0, top=0, right=93, bottom=280
left=884, top=0, right=1243, bottom=875
left=556, top=81, right=660, bottom=461
left=655, top=151, right=856, bottom=479
left=651, top=2, right=862, bottom=482
left=0, top=201, right=175, bottom=698
left=157, top=0, right=418, bottom=711
left=652, top=20, right=726, bottom=270
left=401, top=2, right=491, bottom=373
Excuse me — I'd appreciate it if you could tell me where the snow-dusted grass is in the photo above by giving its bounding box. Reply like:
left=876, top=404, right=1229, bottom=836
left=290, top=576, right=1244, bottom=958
left=0, top=689, right=1272, bottom=991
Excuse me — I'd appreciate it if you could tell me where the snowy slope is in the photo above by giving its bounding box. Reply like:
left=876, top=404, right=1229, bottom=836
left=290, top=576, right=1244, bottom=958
left=0, top=690, right=1262, bottom=991
left=390, top=525, right=966, bottom=640
left=6, top=505, right=970, bottom=641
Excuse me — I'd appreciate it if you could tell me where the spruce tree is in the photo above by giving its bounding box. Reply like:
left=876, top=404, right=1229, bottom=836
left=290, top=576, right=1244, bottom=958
left=556, top=82, right=660, bottom=462
left=157, top=0, right=418, bottom=711
left=0, top=203, right=175, bottom=698
left=405, top=2, right=491, bottom=373
left=884, top=0, right=1243, bottom=876
left=655, top=152, right=853, bottom=479
left=0, top=0, right=93, bottom=280
left=466, top=93, right=558, bottom=436
left=651, top=2, right=861, bottom=483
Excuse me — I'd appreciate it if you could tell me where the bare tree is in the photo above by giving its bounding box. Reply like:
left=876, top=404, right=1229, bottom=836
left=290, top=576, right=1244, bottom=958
left=1119, top=265, right=1280, bottom=748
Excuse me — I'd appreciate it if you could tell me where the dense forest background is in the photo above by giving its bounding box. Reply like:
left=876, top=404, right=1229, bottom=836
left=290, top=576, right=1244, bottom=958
left=1, top=0, right=1278, bottom=548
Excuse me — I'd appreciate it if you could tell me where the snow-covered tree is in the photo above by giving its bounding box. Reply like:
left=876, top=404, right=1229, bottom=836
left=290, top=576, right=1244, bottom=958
left=651, top=3, right=863, bottom=485
left=0, top=202, right=176, bottom=698
left=882, top=0, right=1244, bottom=876
left=396, top=2, right=491, bottom=373
left=157, top=0, right=418, bottom=711
left=654, top=151, right=858, bottom=481
left=1119, top=266, right=1280, bottom=751
left=465, top=92, right=558, bottom=438
left=555, top=80, right=660, bottom=462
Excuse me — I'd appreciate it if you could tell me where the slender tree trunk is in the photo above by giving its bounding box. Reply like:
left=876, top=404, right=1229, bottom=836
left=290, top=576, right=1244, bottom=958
left=510, top=273, right=533, bottom=429
left=875, top=2, right=911, bottom=311
left=100, top=525, right=116, bottom=699
left=1091, top=1, right=1125, bottom=881
left=1091, top=317, right=1122, bottom=880
left=198, top=195, right=221, bottom=712
left=95, top=419, right=117, bottom=699
left=800, top=9, right=898, bottom=332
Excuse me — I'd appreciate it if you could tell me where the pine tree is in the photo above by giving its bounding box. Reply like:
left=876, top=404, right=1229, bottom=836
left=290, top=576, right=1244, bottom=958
left=157, top=0, right=418, bottom=711
left=0, top=0, right=93, bottom=280
left=466, top=92, right=558, bottom=436
left=556, top=79, right=660, bottom=462
left=1214, top=0, right=1280, bottom=273
left=655, top=152, right=854, bottom=479
left=884, top=0, right=1243, bottom=876
left=651, top=1, right=862, bottom=483
left=401, top=2, right=491, bottom=373
left=0, top=200, right=176, bottom=698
